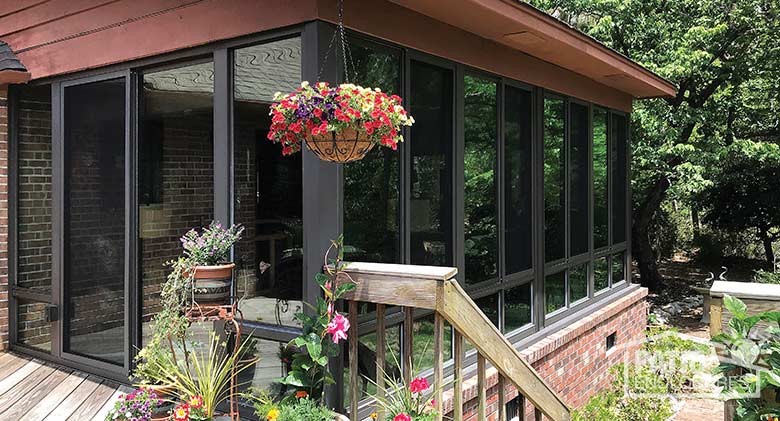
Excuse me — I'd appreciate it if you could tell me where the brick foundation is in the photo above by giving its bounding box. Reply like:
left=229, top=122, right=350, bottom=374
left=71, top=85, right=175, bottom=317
left=0, top=86, right=9, bottom=351
left=444, top=287, right=648, bottom=419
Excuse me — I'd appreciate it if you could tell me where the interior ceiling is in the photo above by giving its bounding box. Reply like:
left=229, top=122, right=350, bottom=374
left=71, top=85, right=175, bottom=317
left=388, top=0, right=676, bottom=99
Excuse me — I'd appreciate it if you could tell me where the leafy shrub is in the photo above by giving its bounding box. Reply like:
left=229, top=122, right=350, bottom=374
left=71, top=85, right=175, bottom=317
left=753, top=269, right=780, bottom=284
left=573, top=390, right=673, bottom=421
left=254, top=396, right=335, bottom=421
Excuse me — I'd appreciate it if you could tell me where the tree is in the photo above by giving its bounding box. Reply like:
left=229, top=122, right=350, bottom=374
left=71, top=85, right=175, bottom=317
left=529, top=0, right=780, bottom=290
left=702, top=141, right=780, bottom=263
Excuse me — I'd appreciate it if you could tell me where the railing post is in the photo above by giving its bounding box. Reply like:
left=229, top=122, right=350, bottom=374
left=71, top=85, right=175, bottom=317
left=453, top=330, right=464, bottom=421
left=434, top=312, right=444, bottom=421
left=375, top=303, right=386, bottom=421
left=403, top=307, right=414, bottom=384
left=348, top=300, right=359, bottom=421
left=477, top=354, right=486, bottom=421
left=498, top=374, right=507, bottom=421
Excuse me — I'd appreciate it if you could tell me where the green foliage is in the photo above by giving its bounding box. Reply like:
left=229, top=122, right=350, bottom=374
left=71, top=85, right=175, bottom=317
left=712, top=294, right=780, bottom=420
left=180, top=222, right=244, bottom=266
left=754, top=269, right=780, bottom=285
left=280, top=236, right=356, bottom=401
left=572, top=389, right=673, bottom=421
left=251, top=393, right=335, bottom=421
left=366, top=352, right=440, bottom=421
left=645, top=326, right=712, bottom=354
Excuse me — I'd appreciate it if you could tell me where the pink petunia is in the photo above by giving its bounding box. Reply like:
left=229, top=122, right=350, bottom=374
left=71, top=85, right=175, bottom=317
left=409, top=377, right=430, bottom=394
left=327, top=313, right=350, bottom=344
left=393, top=414, right=411, bottom=421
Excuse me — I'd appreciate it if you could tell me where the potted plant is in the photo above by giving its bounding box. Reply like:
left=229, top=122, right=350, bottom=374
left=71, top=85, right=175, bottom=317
left=105, top=387, right=169, bottom=421
left=250, top=389, right=349, bottom=421
left=268, top=82, right=414, bottom=163
left=366, top=353, right=441, bottom=421
left=180, top=222, right=244, bottom=306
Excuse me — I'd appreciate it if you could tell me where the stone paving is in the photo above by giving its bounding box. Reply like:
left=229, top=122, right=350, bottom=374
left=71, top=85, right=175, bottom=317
left=673, top=398, right=724, bottom=420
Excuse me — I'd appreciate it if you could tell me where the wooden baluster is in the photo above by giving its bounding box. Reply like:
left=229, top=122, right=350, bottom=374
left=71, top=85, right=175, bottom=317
left=497, top=373, right=506, bottom=421
left=534, top=407, right=543, bottom=421
left=349, top=300, right=359, bottom=421
left=375, top=304, right=386, bottom=421
left=477, top=353, right=486, bottom=421
left=517, top=394, right=526, bottom=421
left=453, top=330, right=464, bottom=421
left=403, top=307, right=414, bottom=385
left=433, top=312, right=444, bottom=421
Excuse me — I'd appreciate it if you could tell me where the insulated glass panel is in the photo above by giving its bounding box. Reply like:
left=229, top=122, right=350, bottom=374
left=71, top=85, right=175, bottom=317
left=413, top=314, right=453, bottom=373
left=570, top=103, right=589, bottom=256
left=611, top=114, right=628, bottom=244
left=344, top=325, right=402, bottom=403
left=504, top=86, right=533, bottom=275
left=139, top=62, right=215, bottom=343
left=594, top=256, right=609, bottom=291
left=233, top=40, right=303, bottom=327
left=612, top=252, right=626, bottom=284
left=544, top=98, right=565, bottom=262
left=464, top=75, right=497, bottom=285
left=64, top=78, right=126, bottom=365
left=593, top=109, right=608, bottom=249
left=410, top=61, right=453, bottom=266
left=344, top=39, right=401, bottom=263
left=504, top=283, right=532, bottom=333
left=569, top=264, right=588, bottom=303
left=545, top=271, right=565, bottom=314
left=474, top=294, right=499, bottom=328
left=236, top=336, right=287, bottom=394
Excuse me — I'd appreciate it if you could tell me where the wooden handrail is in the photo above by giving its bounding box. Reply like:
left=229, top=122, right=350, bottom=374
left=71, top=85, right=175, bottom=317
left=337, top=262, right=571, bottom=421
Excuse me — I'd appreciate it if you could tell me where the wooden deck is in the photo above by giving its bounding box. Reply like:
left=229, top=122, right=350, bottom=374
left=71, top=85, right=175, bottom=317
left=0, top=352, right=132, bottom=420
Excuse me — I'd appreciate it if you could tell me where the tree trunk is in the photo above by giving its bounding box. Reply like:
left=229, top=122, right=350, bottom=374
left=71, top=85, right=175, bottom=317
left=691, top=205, right=701, bottom=241
left=632, top=177, right=671, bottom=292
left=760, top=229, right=775, bottom=264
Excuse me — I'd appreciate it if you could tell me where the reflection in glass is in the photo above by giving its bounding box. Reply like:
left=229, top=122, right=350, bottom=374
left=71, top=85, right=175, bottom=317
left=570, top=103, right=589, bottom=256
left=410, top=61, right=453, bottom=266
left=545, top=271, right=565, bottom=314
left=593, top=109, right=608, bottom=249
left=594, top=257, right=609, bottom=291
left=612, top=114, right=628, bottom=244
left=412, top=314, right=452, bottom=373
left=505, top=86, right=533, bottom=275
left=139, top=62, right=215, bottom=344
left=64, top=78, right=126, bottom=365
left=464, top=75, right=497, bottom=285
left=16, top=299, right=52, bottom=352
left=544, top=98, right=565, bottom=262
left=612, top=253, right=626, bottom=284
left=504, top=284, right=532, bottom=333
left=569, top=264, right=588, bottom=303
left=16, top=85, right=53, bottom=294
left=474, top=294, right=499, bottom=328
left=233, top=39, right=303, bottom=327
left=236, top=336, right=286, bottom=395
left=343, top=325, right=403, bottom=402
left=344, top=40, right=401, bottom=263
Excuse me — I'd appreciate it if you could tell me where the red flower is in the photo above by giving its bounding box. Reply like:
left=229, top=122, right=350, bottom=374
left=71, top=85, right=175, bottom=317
left=313, top=108, right=323, bottom=118
left=393, top=414, right=411, bottom=421
left=289, top=122, right=302, bottom=134
left=188, top=395, right=204, bottom=409
left=173, top=404, right=190, bottom=421
left=409, top=377, right=430, bottom=394
left=267, top=131, right=276, bottom=140
left=272, top=113, right=285, bottom=123
left=282, top=146, right=294, bottom=156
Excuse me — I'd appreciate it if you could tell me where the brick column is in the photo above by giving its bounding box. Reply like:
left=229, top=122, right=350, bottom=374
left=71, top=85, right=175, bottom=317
left=0, top=86, right=9, bottom=351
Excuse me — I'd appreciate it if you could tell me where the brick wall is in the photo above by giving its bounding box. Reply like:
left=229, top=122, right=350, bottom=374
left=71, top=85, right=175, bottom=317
left=444, top=287, right=648, bottom=420
left=0, top=86, right=9, bottom=351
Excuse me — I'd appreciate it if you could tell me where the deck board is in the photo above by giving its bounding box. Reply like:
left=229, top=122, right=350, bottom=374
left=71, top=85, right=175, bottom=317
left=0, top=352, right=125, bottom=421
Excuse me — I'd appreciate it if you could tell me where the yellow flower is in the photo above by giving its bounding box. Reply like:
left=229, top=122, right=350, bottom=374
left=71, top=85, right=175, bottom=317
left=267, top=408, right=280, bottom=421
left=370, top=412, right=378, bottom=419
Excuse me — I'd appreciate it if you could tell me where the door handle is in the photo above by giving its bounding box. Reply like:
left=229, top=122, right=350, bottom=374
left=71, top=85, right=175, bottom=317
left=45, top=304, right=59, bottom=322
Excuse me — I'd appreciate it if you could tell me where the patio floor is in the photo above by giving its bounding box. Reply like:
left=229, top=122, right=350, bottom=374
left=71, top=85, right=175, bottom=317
left=0, top=352, right=132, bottom=420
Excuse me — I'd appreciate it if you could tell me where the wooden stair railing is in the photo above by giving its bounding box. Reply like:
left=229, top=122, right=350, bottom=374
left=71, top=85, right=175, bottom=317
left=337, top=262, right=571, bottom=421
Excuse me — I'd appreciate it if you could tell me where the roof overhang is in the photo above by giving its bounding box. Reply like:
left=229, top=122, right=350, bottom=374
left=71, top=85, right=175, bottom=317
left=0, top=41, right=30, bottom=85
left=387, top=0, right=676, bottom=99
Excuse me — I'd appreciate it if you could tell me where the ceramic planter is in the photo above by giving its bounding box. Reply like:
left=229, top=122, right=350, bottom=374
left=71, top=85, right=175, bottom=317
left=305, top=127, right=375, bottom=163
left=189, top=263, right=235, bottom=305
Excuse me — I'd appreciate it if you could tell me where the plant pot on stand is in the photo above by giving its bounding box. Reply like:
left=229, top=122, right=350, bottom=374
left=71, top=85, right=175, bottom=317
left=190, top=263, right=235, bottom=306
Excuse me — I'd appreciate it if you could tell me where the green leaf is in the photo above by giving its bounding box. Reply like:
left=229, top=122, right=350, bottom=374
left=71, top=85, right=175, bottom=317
left=724, top=294, right=748, bottom=319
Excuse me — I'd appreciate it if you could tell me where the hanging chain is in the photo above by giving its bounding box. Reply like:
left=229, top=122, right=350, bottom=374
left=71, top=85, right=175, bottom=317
left=316, top=0, right=357, bottom=83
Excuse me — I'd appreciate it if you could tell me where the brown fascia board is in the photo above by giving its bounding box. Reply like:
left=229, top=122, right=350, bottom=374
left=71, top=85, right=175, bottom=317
left=388, top=0, right=677, bottom=99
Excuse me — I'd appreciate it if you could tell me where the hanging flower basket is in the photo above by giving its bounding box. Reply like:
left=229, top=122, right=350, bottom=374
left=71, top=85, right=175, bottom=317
left=268, top=82, right=414, bottom=163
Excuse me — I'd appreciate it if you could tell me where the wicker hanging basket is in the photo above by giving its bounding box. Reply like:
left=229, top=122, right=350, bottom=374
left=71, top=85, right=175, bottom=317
left=304, top=127, right=375, bottom=163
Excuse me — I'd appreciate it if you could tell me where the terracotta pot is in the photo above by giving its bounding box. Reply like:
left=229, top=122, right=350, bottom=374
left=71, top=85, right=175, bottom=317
left=189, top=263, right=235, bottom=305
left=304, top=127, right=376, bottom=163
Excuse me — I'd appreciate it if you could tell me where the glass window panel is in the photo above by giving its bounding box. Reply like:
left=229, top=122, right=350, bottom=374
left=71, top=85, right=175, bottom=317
left=569, top=103, right=589, bottom=256
left=612, top=252, right=626, bottom=284
left=545, top=271, right=565, bottom=314
left=412, top=314, right=453, bottom=373
left=344, top=40, right=401, bottom=263
left=410, top=61, right=453, bottom=266
left=139, top=62, right=215, bottom=344
left=16, top=84, right=53, bottom=293
left=232, top=40, right=303, bottom=327
left=569, top=264, right=588, bottom=303
left=593, top=109, right=608, bottom=249
left=345, top=324, right=403, bottom=402
left=474, top=294, right=499, bottom=328
left=504, top=283, right=532, bottom=333
left=64, top=78, right=126, bottom=365
left=464, top=75, right=497, bottom=285
left=504, top=86, right=533, bottom=275
left=594, top=257, right=609, bottom=291
left=237, top=336, right=287, bottom=395
left=544, top=98, right=565, bottom=262
left=16, top=299, right=52, bottom=352
left=611, top=114, right=628, bottom=244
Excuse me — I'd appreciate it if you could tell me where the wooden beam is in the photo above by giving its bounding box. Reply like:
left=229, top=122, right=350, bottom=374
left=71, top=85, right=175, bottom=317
left=349, top=301, right=359, bottom=421
left=477, top=354, right=486, bottom=421
left=498, top=374, right=507, bottom=421
left=375, top=304, right=387, bottom=421
left=453, top=330, right=464, bottom=421
left=434, top=313, right=444, bottom=421
left=403, top=307, right=414, bottom=384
